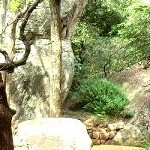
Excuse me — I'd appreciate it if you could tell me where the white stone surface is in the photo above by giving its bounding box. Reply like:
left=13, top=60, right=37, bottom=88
left=0, top=54, right=5, bottom=63
left=14, top=118, right=92, bottom=150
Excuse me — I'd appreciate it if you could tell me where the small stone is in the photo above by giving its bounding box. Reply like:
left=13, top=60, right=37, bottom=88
left=98, top=128, right=103, bottom=132
left=109, top=131, right=116, bottom=139
left=84, top=117, right=95, bottom=126
left=88, top=132, right=93, bottom=138
left=98, top=124, right=103, bottom=128
left=115, top=122, right=125, bottom=130
left=99, top=129, right=109, bottom=141
left=100, top=140, right=106, bottom=144
left=102, top=122, right=108, bottom=128
left=107, top=124, right=116, bottom=131
left=105, top=139, right=111, bottom=144
left=93, top=131, right=100, bottom=139
left=92, top=127, right=97, bottom=131
left=86, top=122, right=94, bottom=130
left=87, top=129, right=93, bottom=134
left=108, top=122, right=125, bottom=131
left=104, top=127, right=110, bottom=132
left=106, top=128, right=111, bottom=132
left=92, top=139, right=101, bottom=145
left=112, top=132, right=123, bottom=145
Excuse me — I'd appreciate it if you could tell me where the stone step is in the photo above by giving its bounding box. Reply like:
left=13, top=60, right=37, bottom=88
left=91, top=145, right=145, bottom=150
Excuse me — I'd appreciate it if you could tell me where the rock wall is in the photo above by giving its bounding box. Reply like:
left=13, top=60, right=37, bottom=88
left=3, top=0, right=80, bottom=122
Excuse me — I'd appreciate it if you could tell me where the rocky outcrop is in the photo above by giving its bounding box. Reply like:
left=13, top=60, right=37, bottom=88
left=111, top=64, right=150, bottom=140
left=84, top=119, right=143, bottom=146
left=111, top=124, right=141, bottom=145
left=0, top=0, right=88, bottom=121
left=5, top=0, right=88, bottom=121
left=13, top=118, right=92, bottom=150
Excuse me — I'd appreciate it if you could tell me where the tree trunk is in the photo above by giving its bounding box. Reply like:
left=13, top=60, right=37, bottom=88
left=0, top=2, right=14, bottom=148
left=0, top=73, right=14, bottom=150
left=61, top=39, right=74, bottom=103
left=0, top=0, right=8, bottom=43
left=49, top=0, right=62, bottom=117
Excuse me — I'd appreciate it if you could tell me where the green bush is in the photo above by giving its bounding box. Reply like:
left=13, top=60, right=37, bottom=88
left=72, top=78, right=129, bottom=115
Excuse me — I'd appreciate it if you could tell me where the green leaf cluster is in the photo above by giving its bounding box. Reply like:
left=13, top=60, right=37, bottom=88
left=82, top=0, right=122, bottom=36
left=115, top=1, right=150, bottom=65
left=9, top=0, right=32, bottom=12
left=9, top=0, right=22, bottom=11
left=71, top=78, right=129, bottom=116
left=72, top=0, right=150, bottom=84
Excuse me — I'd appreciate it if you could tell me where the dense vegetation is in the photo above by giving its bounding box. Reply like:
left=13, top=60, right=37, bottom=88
left=1, top=0, right=149, bottom=149
left=8, top=0, right=150, bottom=117
left=69, top=0, right=150, bottom=115
left=71, top=78, right=129, bottom=116
left=73, top=0, right=150, bottom=77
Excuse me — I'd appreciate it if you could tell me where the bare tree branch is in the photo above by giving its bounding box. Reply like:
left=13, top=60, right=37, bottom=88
left=19, top=0, right=44, bottom=41
left=0, top=22, right=14, bottom=36
left=61, top=0, right=88, bottom=39
left=14, top=0, right=44, bottom=67
left=0, top=49, right=11, bottom=63
left=11, top=6, right=29, bottom=54
left=0, top=0, right=44, bottom=72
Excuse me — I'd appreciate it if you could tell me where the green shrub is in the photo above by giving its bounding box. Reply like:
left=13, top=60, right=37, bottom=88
left=72, top=78, right=129, bottom=115
left=142, top=142, right=150, bottom=150
left=120, top=109, right=135, bottom=119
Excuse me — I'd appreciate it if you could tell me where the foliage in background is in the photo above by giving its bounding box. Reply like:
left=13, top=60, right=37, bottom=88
left=9, top=0, right=32, bottom=12
left=71, top=78, right=129, bottom=116
left=82, top=0, right=122, bottom=36
left=71, top=0, right=150, bottom=91
left=141, top=141, right=150, bottom=150
left=115, top=1, right=150, bottom=67
left=71, top=0, right=128, bottom=85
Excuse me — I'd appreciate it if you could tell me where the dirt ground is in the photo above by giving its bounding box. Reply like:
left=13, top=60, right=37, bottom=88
left=91, top=145, right=145, bottom=150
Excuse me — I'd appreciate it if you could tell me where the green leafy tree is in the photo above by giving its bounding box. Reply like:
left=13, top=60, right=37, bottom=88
left=115, top=1, right=150, bottom=67
left=72, top=0, right=150, bottom=85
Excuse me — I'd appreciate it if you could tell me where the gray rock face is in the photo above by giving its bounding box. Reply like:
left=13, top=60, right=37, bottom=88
left=10, top=39, right=74, bottom=121
left=130, top=102, right=150, bottom=140
left=14, top=118, right=92, bottom=150
left=111, top=64, right=150, bottom=141
left=6, top=0, right=79, bottom=121
left=85, top=119, right=143, bottom=146
left=111, top=124, right=141, bottom=145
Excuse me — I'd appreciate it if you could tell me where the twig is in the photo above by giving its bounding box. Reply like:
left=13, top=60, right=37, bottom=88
left=0, top=0, right=44, bottom=72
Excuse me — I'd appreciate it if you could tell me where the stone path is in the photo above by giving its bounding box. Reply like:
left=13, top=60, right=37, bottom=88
left=91, top=145, right=146, bottom=150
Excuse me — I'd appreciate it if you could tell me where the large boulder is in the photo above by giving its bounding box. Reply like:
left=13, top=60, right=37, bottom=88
left=13, top=118, right=92, bottom=150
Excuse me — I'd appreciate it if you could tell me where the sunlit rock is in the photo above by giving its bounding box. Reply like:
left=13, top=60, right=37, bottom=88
left=14, top=118, right=92, bottom=150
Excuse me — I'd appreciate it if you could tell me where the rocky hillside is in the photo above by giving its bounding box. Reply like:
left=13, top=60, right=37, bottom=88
left=61, top=64, right=150, bottom=146
left=112, top=63, right=150, bottom=109
left=111, top=63, right=150, bottom=141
